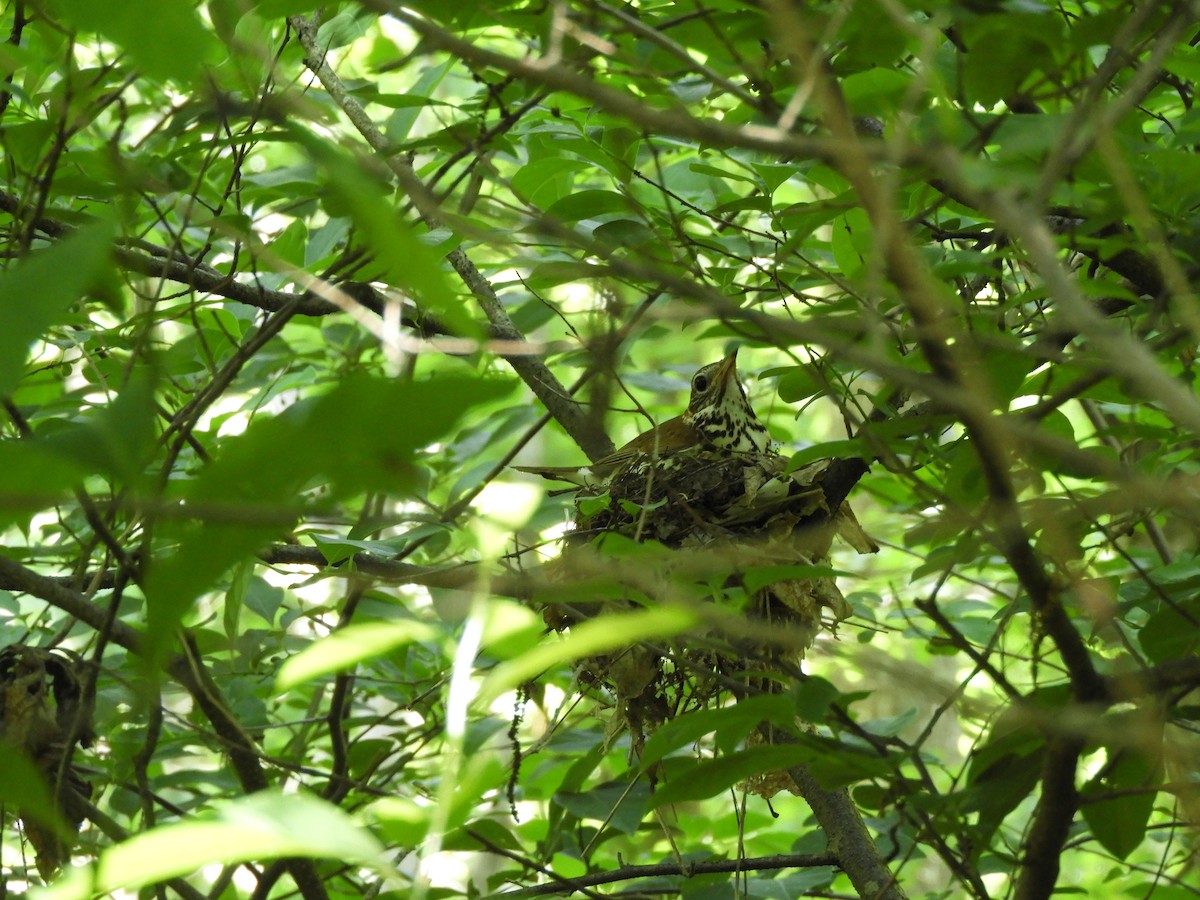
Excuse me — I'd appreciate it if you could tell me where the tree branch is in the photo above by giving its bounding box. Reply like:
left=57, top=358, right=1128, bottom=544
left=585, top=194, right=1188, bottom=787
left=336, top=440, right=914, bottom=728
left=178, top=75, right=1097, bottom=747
left=783, top=758, right=906, bottom=899
left=0, top=186, right=503, bottom=336
left=1013, top=738, right=1084, bottom=900
left=495, top=851, right=838, bottom=897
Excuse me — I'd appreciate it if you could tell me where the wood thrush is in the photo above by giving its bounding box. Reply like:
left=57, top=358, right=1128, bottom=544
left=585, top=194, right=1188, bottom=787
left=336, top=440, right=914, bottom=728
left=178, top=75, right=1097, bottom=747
left=516, top=351, right=772, bottom=486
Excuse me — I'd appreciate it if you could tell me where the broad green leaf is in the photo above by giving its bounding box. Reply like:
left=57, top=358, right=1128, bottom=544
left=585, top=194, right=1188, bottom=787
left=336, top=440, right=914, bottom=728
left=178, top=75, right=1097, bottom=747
left=975, top=342, right=1037, bottom=407
left=3, top=121, right=55, bottom=171
left=836, top=7, right=910, bottom=73
left=960, top=16, right=1059, bottom=106
left=793, top=675, right=841, bottom=721
left=830, top=207, right=872, bottom=279
left=786, top=440, right=864, bottom=472
left=942, top=441, right=989, bottom=508
left=544, top=189, right=635, bottom=223
left=555, top=777, right=651, bottom=835
left=383, top=60, right=453, bottom=142
left=223, top=559, right=253, bottom=640
left=688, top=162, right=757, bottom=185
left=511, top=157, right=593, bottom=209
left=478, top=605, right=699, bottom=705
left=38, top=791, right=390, bottom=899
left=962, top=700, right=1053, bottom=851
left=365, top=796, right=431, bottom=847
left=444, top=817, right=522, bottom=852
left=41, top=367, right=158, bottom=485
left=1138, top=597, right=1200, bottom=665
left=479, top=599, right=543, bottom=661
left=244, top=577, right=284, bottom=626
left=649, top=744, right=814, bottom=808
left=0, top=219, right=114, bottom=396
left=49, top=0, right=220, bottom=83
left=1081, top=746, right=1160, bottom=860
left=144, top=373, right=513, bottom=667
left=840, top=68, right=913, bottom=112
left=277, top=621, right=438, bottom=690
left=315, top=6, right=375, bottom=50
left=1119, top=554, right=1200, bottom=610
left=593, top=219, right=660, bottom=251
left=640, top=694, right=798, bottom=768
left=775, top=367, right=820, bottom=403
left=310, top=534, right=408, bottom=565
left=0, top=441, right=86, bottom=528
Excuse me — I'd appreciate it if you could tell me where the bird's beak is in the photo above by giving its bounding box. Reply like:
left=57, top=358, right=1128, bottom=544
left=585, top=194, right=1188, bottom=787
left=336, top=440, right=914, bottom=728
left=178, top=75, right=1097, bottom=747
left=715, top=351, right=739, bottom=387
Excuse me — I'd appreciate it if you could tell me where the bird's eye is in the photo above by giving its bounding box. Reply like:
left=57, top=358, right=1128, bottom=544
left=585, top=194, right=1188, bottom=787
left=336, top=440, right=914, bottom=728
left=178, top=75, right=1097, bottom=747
left=693, top=374, right=709, bottom=392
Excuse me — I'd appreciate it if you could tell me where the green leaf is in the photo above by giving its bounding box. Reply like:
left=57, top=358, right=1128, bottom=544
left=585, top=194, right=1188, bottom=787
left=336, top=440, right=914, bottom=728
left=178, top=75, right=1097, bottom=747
left=0, top=219, right=115, bottom=396
left=243, top=578, right=284, bottom=626
left=544, top=189, right=635, bottom=223
left=649, top=744, right=812, bottom=807
left=444, top=817, right=523, bottom=852
left=382, top=59, right=453, bottom=142
left=478, top=605, right=699, bottom=705
left=775, top=367, right=820, bottom=403
left=144, top=373, right=513, bottom=667
left=640, top=694, right=798, bottom=768
left=1138, top=597, right=1200, bottom=665
left=942, top=441, right=989, bottom=508
left=511, top=157, right=593, bottom=209
left=793, top=675, right=841, bottom=721
left=840, top=68, right=913, bottom=113
left=786, top=440, right=864, bottom=472
left=49, top=0, right=220, bottom=84
left=310, top=534, right=404, bottom=565
left=977, top=342, right=1036, bottom=406
left=1081, top=747, right=1160, bottom=860
left=1120, top=554, right=1200, bottom=610
left=364, top=796, right=431, bottom=847
left=0, top=440, right=86, bottom=529
left=277, top=621, right=439, bottom=690
left=480, top=599, right=543, bottom=661
left=38, top=792, right=390, bottom=899
left=830, top=207, right=872, bottom=279
left=555, top=777, right=651, bottom=835
left=41, top=367, right=158, bottom=484
left=223, top=559, right=252, bottom=639
left=961, top=15, right=1059, bottom=107
left=593, top=219, right=660, bottom=251
left=688, top=163, right=757, bottom=185
left=963, top=697, right=1055, bottom=850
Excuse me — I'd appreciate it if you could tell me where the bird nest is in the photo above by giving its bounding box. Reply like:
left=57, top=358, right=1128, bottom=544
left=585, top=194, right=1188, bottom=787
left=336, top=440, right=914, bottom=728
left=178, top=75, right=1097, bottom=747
left=542, top=450, right=876, bottom=750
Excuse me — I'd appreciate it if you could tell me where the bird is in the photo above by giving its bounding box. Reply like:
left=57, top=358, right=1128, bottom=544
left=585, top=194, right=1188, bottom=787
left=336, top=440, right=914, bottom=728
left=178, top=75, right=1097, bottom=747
left=515, top=351, right=772, bottom=486
left=0, top=645, right=94, bottom=878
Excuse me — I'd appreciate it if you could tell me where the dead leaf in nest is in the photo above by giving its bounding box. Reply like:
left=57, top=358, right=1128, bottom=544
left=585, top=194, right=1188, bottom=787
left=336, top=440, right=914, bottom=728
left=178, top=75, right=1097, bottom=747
left=743, top=730, right=804, bottom=800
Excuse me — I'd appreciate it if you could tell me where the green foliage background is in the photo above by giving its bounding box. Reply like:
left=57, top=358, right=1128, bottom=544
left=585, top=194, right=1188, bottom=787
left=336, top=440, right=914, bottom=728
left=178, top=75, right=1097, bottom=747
left=0, top=0, right=1198, bottom=897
